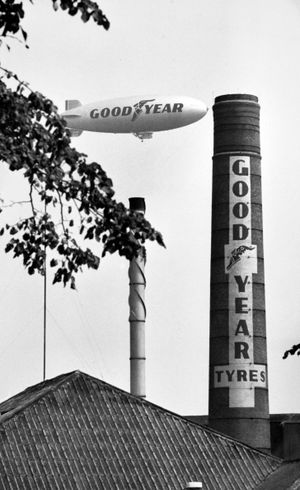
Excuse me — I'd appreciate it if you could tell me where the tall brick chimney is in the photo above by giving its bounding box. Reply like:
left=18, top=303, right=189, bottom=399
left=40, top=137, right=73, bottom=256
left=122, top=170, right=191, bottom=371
left=208, top=94, right=270, bottom=452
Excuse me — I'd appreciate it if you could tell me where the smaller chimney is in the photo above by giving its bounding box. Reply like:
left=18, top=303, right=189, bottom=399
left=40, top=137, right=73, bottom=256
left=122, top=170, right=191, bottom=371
left=128, top=197, right=146, bottom=398
left=185, top=483, right=202, bottom=489
left=129, top=197, right=146, bottom=214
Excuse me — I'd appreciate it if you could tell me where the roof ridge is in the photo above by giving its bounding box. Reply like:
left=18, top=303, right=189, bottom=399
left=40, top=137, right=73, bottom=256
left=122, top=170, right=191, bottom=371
left=66, top=371, right=282, bottom=463
left=0, top=370, right=282, bottom=463
left=0, top=370, right=282, bottom=489
left=0, top=370, right=79, bottom=423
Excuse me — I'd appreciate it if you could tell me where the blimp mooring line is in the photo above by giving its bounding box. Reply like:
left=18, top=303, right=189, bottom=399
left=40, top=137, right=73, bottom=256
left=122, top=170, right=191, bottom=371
left=61, top=95, right=208, bottom=140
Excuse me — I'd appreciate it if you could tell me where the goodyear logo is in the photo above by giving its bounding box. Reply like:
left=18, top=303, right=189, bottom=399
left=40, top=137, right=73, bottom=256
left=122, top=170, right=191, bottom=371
left=226, top=245, right=255, bottom=271
left=90, top=99, right=184, bottom=120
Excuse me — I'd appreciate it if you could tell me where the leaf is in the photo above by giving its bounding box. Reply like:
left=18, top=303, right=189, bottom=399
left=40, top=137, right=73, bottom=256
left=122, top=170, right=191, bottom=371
left=5, top=243, right=14, bottom=253
left=156, top=232, right=166, bottom=248
left=21, top=28, right=27, bottom=41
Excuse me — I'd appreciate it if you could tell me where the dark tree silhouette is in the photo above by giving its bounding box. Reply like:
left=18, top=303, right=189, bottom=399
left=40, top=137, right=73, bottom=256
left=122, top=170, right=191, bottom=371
left=0, top=1, right=165, bottom=288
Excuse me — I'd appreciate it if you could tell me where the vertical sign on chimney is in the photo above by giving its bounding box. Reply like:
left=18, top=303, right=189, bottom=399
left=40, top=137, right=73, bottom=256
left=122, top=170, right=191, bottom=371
left=214, top=156, right=267, bottom=407
left=209, top=94, right=270, bottom=452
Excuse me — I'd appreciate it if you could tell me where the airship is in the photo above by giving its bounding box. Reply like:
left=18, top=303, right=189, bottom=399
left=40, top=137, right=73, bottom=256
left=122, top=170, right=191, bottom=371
left=61, top=95, right=208, bottom=140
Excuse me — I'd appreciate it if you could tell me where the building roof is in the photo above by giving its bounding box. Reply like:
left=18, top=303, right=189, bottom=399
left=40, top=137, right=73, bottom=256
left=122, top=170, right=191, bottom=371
left=0, top=370, right=281, bottom=489
left=257, top=461, right=300, bottom=489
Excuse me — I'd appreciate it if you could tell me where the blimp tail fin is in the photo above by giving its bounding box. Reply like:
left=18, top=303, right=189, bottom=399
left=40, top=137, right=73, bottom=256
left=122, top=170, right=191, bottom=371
left=65, top=100, right=83, bottom=136
left=65, top=99, right=81, bottom=110
left=68, top=128, right=83, bottom=137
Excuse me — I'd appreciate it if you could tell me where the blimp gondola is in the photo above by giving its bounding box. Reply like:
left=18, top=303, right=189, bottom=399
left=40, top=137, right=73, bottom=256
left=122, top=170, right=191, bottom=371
left=61, top=95, right=208, bottom=140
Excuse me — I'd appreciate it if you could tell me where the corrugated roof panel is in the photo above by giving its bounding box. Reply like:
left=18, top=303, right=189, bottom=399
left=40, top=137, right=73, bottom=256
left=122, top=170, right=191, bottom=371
left=257, top=461, right=300, bottom=489
left=0, top=371, right=282, bottom=489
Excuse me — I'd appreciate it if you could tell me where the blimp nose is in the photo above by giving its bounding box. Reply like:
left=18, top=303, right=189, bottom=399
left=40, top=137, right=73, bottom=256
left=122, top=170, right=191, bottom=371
left=199, top=101, right=209, bottom=115
left=191, top=99, right=208, bottom=122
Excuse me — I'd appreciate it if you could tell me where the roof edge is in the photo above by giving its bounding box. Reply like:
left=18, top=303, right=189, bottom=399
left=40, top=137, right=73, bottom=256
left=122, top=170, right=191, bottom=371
left=0, top=370, right=282, bottom=464
left=0, top=370, right=79, bottom=423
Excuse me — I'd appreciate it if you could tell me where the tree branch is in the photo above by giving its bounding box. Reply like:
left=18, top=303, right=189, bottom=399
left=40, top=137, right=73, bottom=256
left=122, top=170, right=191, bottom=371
left=29, top=184, right=36, bottom=216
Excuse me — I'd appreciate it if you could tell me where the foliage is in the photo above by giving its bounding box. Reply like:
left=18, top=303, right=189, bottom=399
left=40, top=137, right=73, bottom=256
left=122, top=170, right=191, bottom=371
left=283, top=344, right=300, bottom=359
left=0, top=2, right=165, bottom=288
left=0, top=0, right=109, bottom=46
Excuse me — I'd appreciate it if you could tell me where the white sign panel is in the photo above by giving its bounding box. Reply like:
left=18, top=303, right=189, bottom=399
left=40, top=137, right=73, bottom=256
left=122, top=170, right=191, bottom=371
left=214, top=156, right=267, bottom=407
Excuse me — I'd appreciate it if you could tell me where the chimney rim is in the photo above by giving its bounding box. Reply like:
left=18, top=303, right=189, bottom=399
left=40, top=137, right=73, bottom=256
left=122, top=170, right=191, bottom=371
left=129, top=197, right=146, bottom=214
left=214, top=93, right=258, bottom=104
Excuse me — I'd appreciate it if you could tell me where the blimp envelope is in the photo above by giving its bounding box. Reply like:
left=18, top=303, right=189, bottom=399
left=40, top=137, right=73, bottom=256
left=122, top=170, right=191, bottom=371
left=61, top=95, right=208, bottom=140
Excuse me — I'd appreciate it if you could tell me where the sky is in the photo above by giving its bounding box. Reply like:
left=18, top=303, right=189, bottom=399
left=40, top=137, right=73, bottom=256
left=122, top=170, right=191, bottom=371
left=0, top=0, right=300, bottom=416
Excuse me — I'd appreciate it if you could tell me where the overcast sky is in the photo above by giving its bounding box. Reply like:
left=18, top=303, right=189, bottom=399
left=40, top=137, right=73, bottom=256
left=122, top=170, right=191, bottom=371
left=0, top=0, right=300, bottom=416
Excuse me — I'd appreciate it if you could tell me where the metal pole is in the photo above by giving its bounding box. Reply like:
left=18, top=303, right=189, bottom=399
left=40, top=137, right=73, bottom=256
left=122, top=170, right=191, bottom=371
left=43, top=254, right=47, bottom=381
left=43, top=199, right=47, bottom=381
left=128, top=197, right=146, bottom=398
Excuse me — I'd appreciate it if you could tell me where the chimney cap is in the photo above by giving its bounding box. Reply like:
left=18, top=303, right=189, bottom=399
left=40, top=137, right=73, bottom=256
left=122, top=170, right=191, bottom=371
left=214, top=93, right=258, bottom=104
left=185, top=483, right=202, bottom=489
left=129, top=197, right=146, bottom=214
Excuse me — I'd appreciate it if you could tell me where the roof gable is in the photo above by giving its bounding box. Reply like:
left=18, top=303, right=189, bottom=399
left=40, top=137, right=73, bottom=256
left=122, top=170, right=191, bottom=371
left=0, top=371, right=281, bottom=489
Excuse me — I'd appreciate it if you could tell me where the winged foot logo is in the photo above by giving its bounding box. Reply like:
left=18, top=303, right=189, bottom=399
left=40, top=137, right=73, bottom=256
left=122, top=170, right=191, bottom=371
left=226, top=245, right=255, bottom=271
left=131, top=99, right=155, bottom=121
